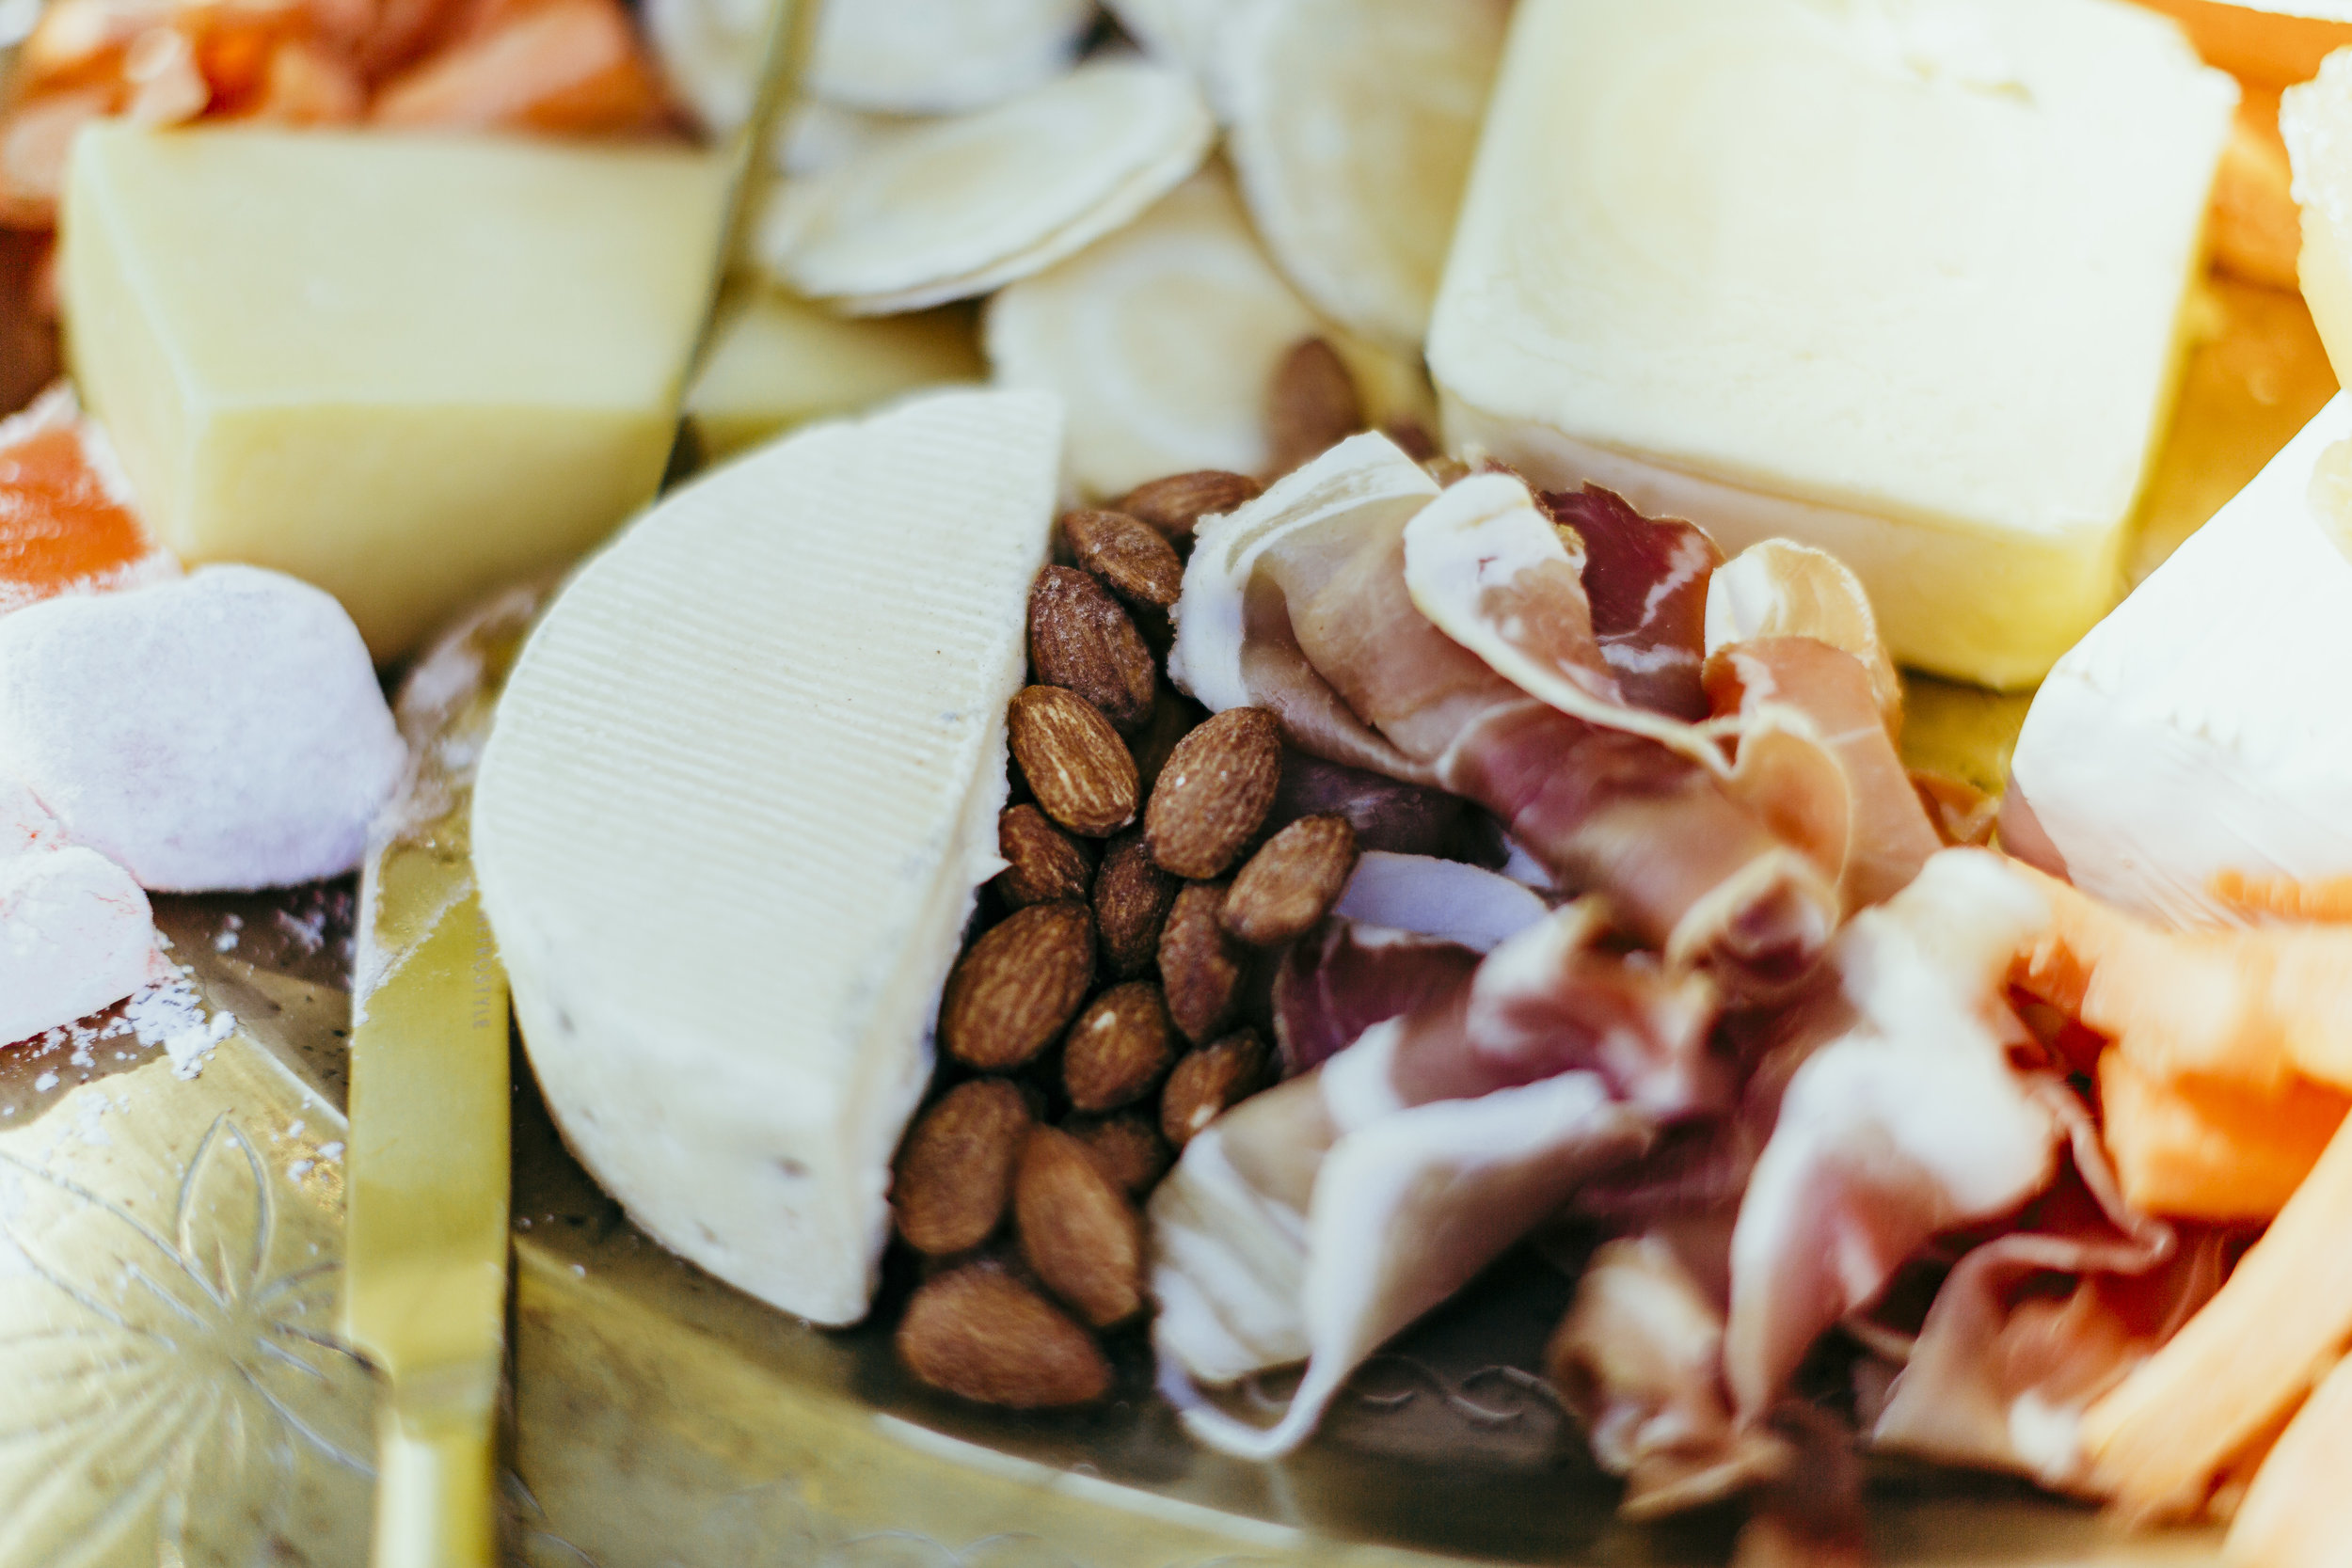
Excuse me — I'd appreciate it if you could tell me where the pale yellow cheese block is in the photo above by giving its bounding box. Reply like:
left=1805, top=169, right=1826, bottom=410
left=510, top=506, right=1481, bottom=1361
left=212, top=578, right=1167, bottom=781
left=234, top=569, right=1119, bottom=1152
left=60, top=125, right=728, bottom=658
left=682, top=286, right=983, bottom=462
left=1428, top=0, right=2237, bottom=689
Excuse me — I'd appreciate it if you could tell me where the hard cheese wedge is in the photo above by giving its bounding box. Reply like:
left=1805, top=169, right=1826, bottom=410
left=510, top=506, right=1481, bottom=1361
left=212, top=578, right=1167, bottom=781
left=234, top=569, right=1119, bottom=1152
left=1427, top=0, right=2236, bottom=689
left=682, top=287, right=983, bottom=463
left=473, top=388, right=1061, bottom=1326
left=60, top=124, right=728, bottom=659
left=2009, top=394, right=2352, bottom=926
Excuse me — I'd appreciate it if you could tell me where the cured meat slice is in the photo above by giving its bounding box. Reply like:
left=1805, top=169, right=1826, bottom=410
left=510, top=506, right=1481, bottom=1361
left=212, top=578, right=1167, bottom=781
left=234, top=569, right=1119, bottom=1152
left=1542, top=484, right=1720, bottom=721
left=1706, top=636, right=1942, bottom=914
left=1723, top=850, right=2066, bottom=1417
left=1171, top=436, right=1841, bottom=994
left=1153, top=1066, right=1648, bottom=1460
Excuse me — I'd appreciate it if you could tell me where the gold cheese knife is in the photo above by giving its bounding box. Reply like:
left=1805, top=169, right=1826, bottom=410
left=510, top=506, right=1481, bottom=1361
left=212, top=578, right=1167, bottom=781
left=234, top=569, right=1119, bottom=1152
left=342, top=7, right=820, bottom=1561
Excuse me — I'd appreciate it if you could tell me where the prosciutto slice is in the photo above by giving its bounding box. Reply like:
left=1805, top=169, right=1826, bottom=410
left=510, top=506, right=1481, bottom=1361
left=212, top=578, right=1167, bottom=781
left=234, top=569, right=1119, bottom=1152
left=1151, top=898, right=1725, bottom=1456
left=1707, top=636, right=1942, bottom=914
left=1867, top=1091, right=2218, bottom=1493
left=1723, top=849, right=2068, bottom=1417
left=1549, top=1235, right=1793, bottom=1519
left=1540, top=485, right=1721, bottom=722
left=1273, top=920, right=1483, bottom=1077
left=1170, top=436, right=1840, bottom=995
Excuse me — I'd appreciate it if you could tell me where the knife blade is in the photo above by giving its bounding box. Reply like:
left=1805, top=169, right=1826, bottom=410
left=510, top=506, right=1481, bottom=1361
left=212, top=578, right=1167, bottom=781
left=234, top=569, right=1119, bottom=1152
left=343, top=584, right=544, bottom=1568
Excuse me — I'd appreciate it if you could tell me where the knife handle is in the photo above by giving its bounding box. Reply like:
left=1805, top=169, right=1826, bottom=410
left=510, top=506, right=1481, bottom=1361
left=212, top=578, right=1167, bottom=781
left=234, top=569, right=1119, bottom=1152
left=373, top=1405, right=497, bottom=1568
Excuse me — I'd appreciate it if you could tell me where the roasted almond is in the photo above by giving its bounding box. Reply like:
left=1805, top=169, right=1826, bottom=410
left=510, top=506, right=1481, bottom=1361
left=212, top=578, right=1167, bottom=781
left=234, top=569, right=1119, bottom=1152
left=1016, top=1126, right=1146, bottom=1328
left=1094, top=829, right=1181, bottom=977
left=1266, top=337, right=1364, bottom=476
left=1126, top=690, right=1204, bottom=800
left=1162, top=1028, right=1271, bottom=1148
left=1008, top=685, right=1138, bottom=837
left=1158, top=879, right=1244, bottom=1043
left=1064, top=1112, right=1173, bottom=1197
left=898, top=1261, right=1111, bottom=1408
left=1113, top=469, right=1263, bottom=546
left=1029, top=565, right=1156, bottom=732
left=893, top=1078, right=1032, bottom=1256
left=939, top=899, right=1096, bottom=1069
left=1062, top=980, right=1176, bottom=1112
left=1063, top=509, right=1184, bottom=611
left=1146, top=706, right=1283, bottom=879
left=1222, top=814, right=1359, bottom=946
left=993, top=804, right=1093, bottom=909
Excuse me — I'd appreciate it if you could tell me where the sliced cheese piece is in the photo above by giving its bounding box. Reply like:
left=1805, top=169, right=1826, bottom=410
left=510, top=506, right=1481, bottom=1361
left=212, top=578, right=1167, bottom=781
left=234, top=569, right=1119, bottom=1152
left=2008, top=394, right=2352, bottom=927
left=1103, top=0, right=1251, bottom=96
left=986, top=170, right=1431, bottom=498
left=647, top=0, right=1092, bottom=130
left=753, top=57, right=1215, bottom=316
left=473, top=389, right=1062, bottom=1326
left=683, top=287, right=984, bottom=462
left=60, top=124, right=728, bottom=658
left=810, top=0, right=1096, bottom=115
left=1427, top=0, right=2237, bottom=689
left=1221, top=0, right=1505, bottom=352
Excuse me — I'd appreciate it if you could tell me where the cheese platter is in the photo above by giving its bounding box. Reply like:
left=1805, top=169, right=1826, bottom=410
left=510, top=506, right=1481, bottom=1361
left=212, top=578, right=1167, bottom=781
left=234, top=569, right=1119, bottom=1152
left=9, top=0, right=2352, bottom=1563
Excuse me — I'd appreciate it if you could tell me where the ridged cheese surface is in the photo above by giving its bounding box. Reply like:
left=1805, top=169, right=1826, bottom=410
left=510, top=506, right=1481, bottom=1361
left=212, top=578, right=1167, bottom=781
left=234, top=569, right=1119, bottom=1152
left=474, top=389, right=1061, bottom=1324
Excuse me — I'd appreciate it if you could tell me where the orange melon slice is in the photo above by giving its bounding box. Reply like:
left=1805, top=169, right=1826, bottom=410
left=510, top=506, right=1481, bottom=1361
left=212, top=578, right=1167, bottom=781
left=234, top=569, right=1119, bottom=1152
left=2081, top=1108, right=2352, bottom=1519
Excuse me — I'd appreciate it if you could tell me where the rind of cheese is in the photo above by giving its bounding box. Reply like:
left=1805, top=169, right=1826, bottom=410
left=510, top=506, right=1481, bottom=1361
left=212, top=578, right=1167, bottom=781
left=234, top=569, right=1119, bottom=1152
left=1429, top=0, right=2236, bottom=689
left=473, top=389, right=1062, bottom=1326
left=60, top=124, right=728, bottom=659
left=683, top=288, right=984, bottom=463
left=2010, top=394, right=2352, bottom=927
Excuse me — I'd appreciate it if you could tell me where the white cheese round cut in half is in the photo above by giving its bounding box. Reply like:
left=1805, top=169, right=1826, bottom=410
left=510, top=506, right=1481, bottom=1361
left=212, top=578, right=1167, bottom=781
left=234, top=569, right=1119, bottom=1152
left=0, top=564, right=404, bottom=892
left=753, top=55, right=1215, bottom=315
left=986, top=170, right=1431, bottom=498
left=1220, top=0, right=1506, bottom=352
left=473, top=389, right=1062, bottom=1326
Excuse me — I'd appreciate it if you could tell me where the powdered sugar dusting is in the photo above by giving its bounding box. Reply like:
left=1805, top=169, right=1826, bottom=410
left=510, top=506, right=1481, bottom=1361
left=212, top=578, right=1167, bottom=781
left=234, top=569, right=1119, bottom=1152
left=122, top=971, right=237, bottom=1079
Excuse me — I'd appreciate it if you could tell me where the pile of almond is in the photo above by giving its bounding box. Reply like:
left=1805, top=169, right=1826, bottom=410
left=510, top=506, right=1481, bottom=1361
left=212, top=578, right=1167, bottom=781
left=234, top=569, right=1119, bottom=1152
left=893, top=420, right=1375, bottom=1410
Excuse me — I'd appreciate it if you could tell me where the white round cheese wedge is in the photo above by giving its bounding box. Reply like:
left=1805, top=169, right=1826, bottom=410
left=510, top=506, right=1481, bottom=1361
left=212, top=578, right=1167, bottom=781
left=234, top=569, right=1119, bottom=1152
left=1220, top=0, right=1506, bottom=352
left=753, top=55, right=1215, bottom=315
left=473, top=389, right=1062, bottom=1326
left=985, top=170, right=1432, bottom=498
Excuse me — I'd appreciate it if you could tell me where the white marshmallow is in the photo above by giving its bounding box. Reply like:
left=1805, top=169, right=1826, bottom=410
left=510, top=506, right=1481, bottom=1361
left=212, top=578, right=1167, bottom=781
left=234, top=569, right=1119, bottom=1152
left=0, top=845, right=155, bottom=1045
left=0, top=564, right=406, bottom=891
left=0, top=776, right=64, bottom=859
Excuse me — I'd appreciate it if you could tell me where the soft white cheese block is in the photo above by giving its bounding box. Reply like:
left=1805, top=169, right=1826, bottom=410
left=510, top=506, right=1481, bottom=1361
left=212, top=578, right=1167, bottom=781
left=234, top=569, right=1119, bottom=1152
left=2009, top=394, right=2352, bottom=927
left=473, top=389, right=1061, bottom=1324
left=1426, top=0, right=2236, bottom=689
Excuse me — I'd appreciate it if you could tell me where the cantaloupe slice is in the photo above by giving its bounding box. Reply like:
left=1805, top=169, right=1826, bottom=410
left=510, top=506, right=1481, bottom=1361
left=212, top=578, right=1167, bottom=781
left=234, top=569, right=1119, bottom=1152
left=2224, top=1354, right=2352, bottom=1563
left=2100, top=1052, right=2348, bottom=1221
left=2080, top=1108, right=2352, bottom=1519
left=2214, top=867, right=2352, bottom=920
left=2008, top=861, right=2352, bottom=1093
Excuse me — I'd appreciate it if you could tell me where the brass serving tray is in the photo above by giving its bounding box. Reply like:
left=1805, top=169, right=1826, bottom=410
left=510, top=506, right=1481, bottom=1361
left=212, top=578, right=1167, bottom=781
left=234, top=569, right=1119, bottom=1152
left=0, top=266, right=2329, bottom=1567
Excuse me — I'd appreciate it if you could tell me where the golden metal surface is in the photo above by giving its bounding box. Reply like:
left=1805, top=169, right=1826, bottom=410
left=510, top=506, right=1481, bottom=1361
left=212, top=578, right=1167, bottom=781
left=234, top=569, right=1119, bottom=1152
left=0, top=893, right=374, bottom=1568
